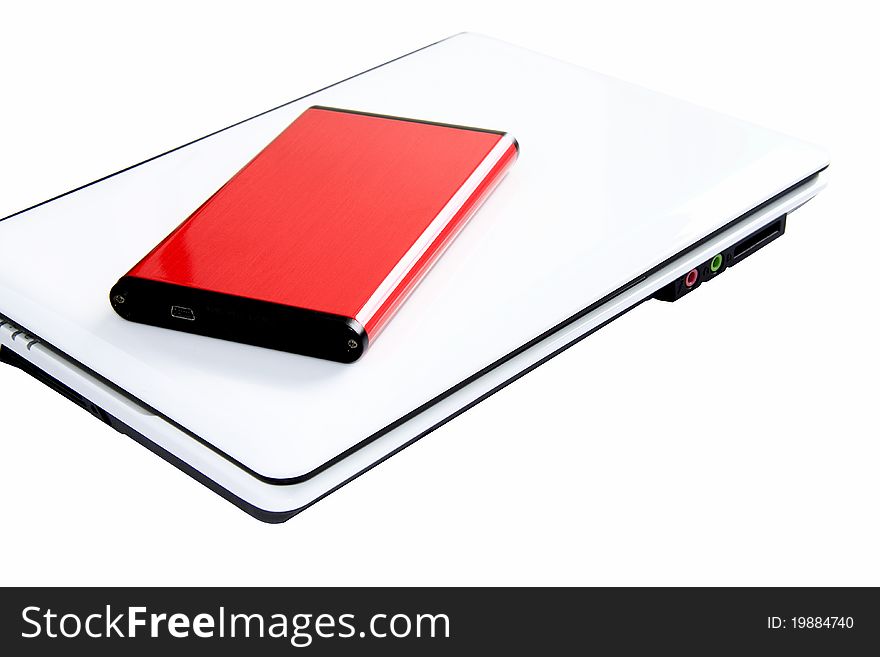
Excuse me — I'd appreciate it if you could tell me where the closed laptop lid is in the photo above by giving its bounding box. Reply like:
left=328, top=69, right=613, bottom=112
left=0, top=33, right=828, bottom=481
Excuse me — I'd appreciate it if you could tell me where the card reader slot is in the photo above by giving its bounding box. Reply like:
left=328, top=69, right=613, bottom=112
left=732, top=217, right=785, bottom=263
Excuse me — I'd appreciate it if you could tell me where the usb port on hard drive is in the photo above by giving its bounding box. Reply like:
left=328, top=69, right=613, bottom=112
left=170, top=306, right=196, bottom=321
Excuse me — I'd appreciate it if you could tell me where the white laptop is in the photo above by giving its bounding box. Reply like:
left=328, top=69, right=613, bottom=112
left=0, top=33, right=828, bottom=521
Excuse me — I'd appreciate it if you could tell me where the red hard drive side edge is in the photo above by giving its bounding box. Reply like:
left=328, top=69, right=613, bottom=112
left=363, top=141, right=519, bottom=339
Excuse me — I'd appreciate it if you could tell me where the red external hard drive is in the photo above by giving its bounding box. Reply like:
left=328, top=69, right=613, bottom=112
left=110, top=106, right=518, bottom=362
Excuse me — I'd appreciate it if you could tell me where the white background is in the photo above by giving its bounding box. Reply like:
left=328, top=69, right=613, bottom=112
left=1, top=0, right=877, bottom=586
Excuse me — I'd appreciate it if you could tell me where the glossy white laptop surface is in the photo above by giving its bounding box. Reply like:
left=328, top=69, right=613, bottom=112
left=0, top=34, right=828, bottom=521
